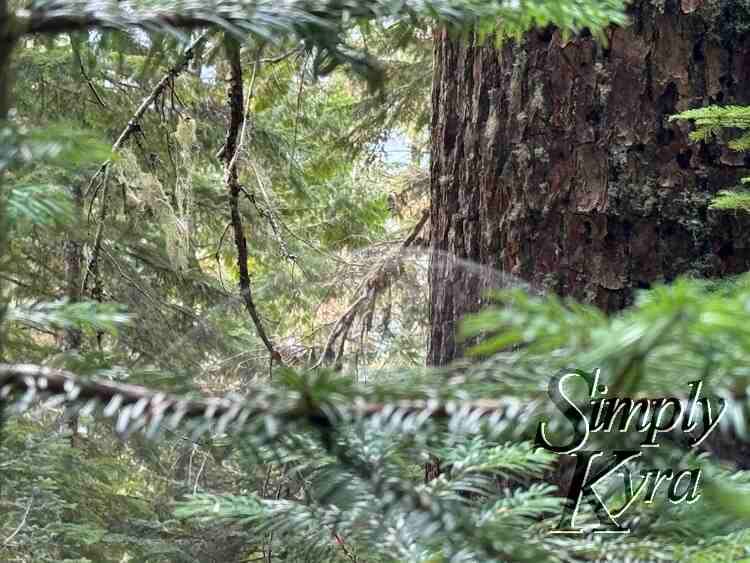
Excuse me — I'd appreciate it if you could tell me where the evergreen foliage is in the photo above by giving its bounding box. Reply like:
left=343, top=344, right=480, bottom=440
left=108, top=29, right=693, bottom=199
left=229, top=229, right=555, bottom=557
left=672, top=105, right=750, bottom=212
left=8, top=0, right=750, bottom=562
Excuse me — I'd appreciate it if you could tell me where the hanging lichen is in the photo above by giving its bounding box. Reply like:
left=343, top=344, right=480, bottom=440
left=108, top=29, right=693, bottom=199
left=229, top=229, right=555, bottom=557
left=112, top=117, right=197, bottom=272
left=171, top=116, right=197, bottom=272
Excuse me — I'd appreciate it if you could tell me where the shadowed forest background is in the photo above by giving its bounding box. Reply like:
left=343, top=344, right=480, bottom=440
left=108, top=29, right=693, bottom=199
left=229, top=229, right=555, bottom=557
left=3, top=1, right=750, bottom=561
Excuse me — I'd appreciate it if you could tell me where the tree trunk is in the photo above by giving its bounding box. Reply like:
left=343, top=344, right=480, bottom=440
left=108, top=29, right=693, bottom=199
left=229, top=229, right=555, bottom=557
left=429, top=0, right=750, bottom=367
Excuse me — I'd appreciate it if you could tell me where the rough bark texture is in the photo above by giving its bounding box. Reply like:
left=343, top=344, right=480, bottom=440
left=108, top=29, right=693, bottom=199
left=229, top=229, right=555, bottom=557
left=429, top=0, right=750, bottom=367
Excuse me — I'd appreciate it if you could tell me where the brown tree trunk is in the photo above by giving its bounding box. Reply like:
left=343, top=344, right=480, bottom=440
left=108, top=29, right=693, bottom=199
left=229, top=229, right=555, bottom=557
left=429, top=0, right=750, bottom=367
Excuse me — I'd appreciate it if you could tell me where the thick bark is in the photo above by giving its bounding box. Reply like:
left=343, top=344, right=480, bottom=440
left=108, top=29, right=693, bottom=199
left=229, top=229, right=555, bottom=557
left=429, top=0, right=750, bottom=367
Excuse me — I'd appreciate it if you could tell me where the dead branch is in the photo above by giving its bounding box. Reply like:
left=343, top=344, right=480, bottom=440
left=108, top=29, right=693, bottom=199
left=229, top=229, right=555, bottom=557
left=113, top=31, right=210, bottom=158
left=222, top=38, right=281, bottom=365
left=314, top=209, right=429, bottom=368
left=244, top=166, right=299, bottom=267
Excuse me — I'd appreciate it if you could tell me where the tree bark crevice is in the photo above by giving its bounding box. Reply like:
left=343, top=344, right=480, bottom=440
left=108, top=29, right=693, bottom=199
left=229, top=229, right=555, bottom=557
left=429, top=1, right=750, bottom=368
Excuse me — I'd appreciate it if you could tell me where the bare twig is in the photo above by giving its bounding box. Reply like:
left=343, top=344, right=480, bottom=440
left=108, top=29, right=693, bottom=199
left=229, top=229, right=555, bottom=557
left=3, top=495, right=33, bottom=547
left=75, top=54, right=107, bottom=109
left=246, top=162, right=299, bottom=266
left=314, top=209, right=429, bottom=368
left=193, top=452, right=208, bottom=494
left=122, top=34, right=207, bottom=148
left=215, top=221, right=233, bottom=292
left=289, top=50, right=309, bottom=176
left=90, top=29, right=210, bottom=186
left=251, top=45, right=303, bottom=70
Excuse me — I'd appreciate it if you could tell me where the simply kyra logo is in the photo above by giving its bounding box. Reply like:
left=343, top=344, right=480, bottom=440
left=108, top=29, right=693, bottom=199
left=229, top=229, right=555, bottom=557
left=535, top=369, right=726, bottom=535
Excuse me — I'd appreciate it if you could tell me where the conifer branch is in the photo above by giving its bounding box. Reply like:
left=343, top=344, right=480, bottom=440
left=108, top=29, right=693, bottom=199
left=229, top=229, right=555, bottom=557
left=13, top=0, right=626, bottom=40
left=86, top=28, right=209, bottom=197
left=110, top=31, right=210, bottom=155
left=82, top=31, right=210, bottom=298
left=0, top=363, right=507, bottom=430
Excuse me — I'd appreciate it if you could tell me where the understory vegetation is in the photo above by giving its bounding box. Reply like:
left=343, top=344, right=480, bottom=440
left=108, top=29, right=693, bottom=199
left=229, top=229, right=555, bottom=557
left=3, top=1, right=750, bottom=562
